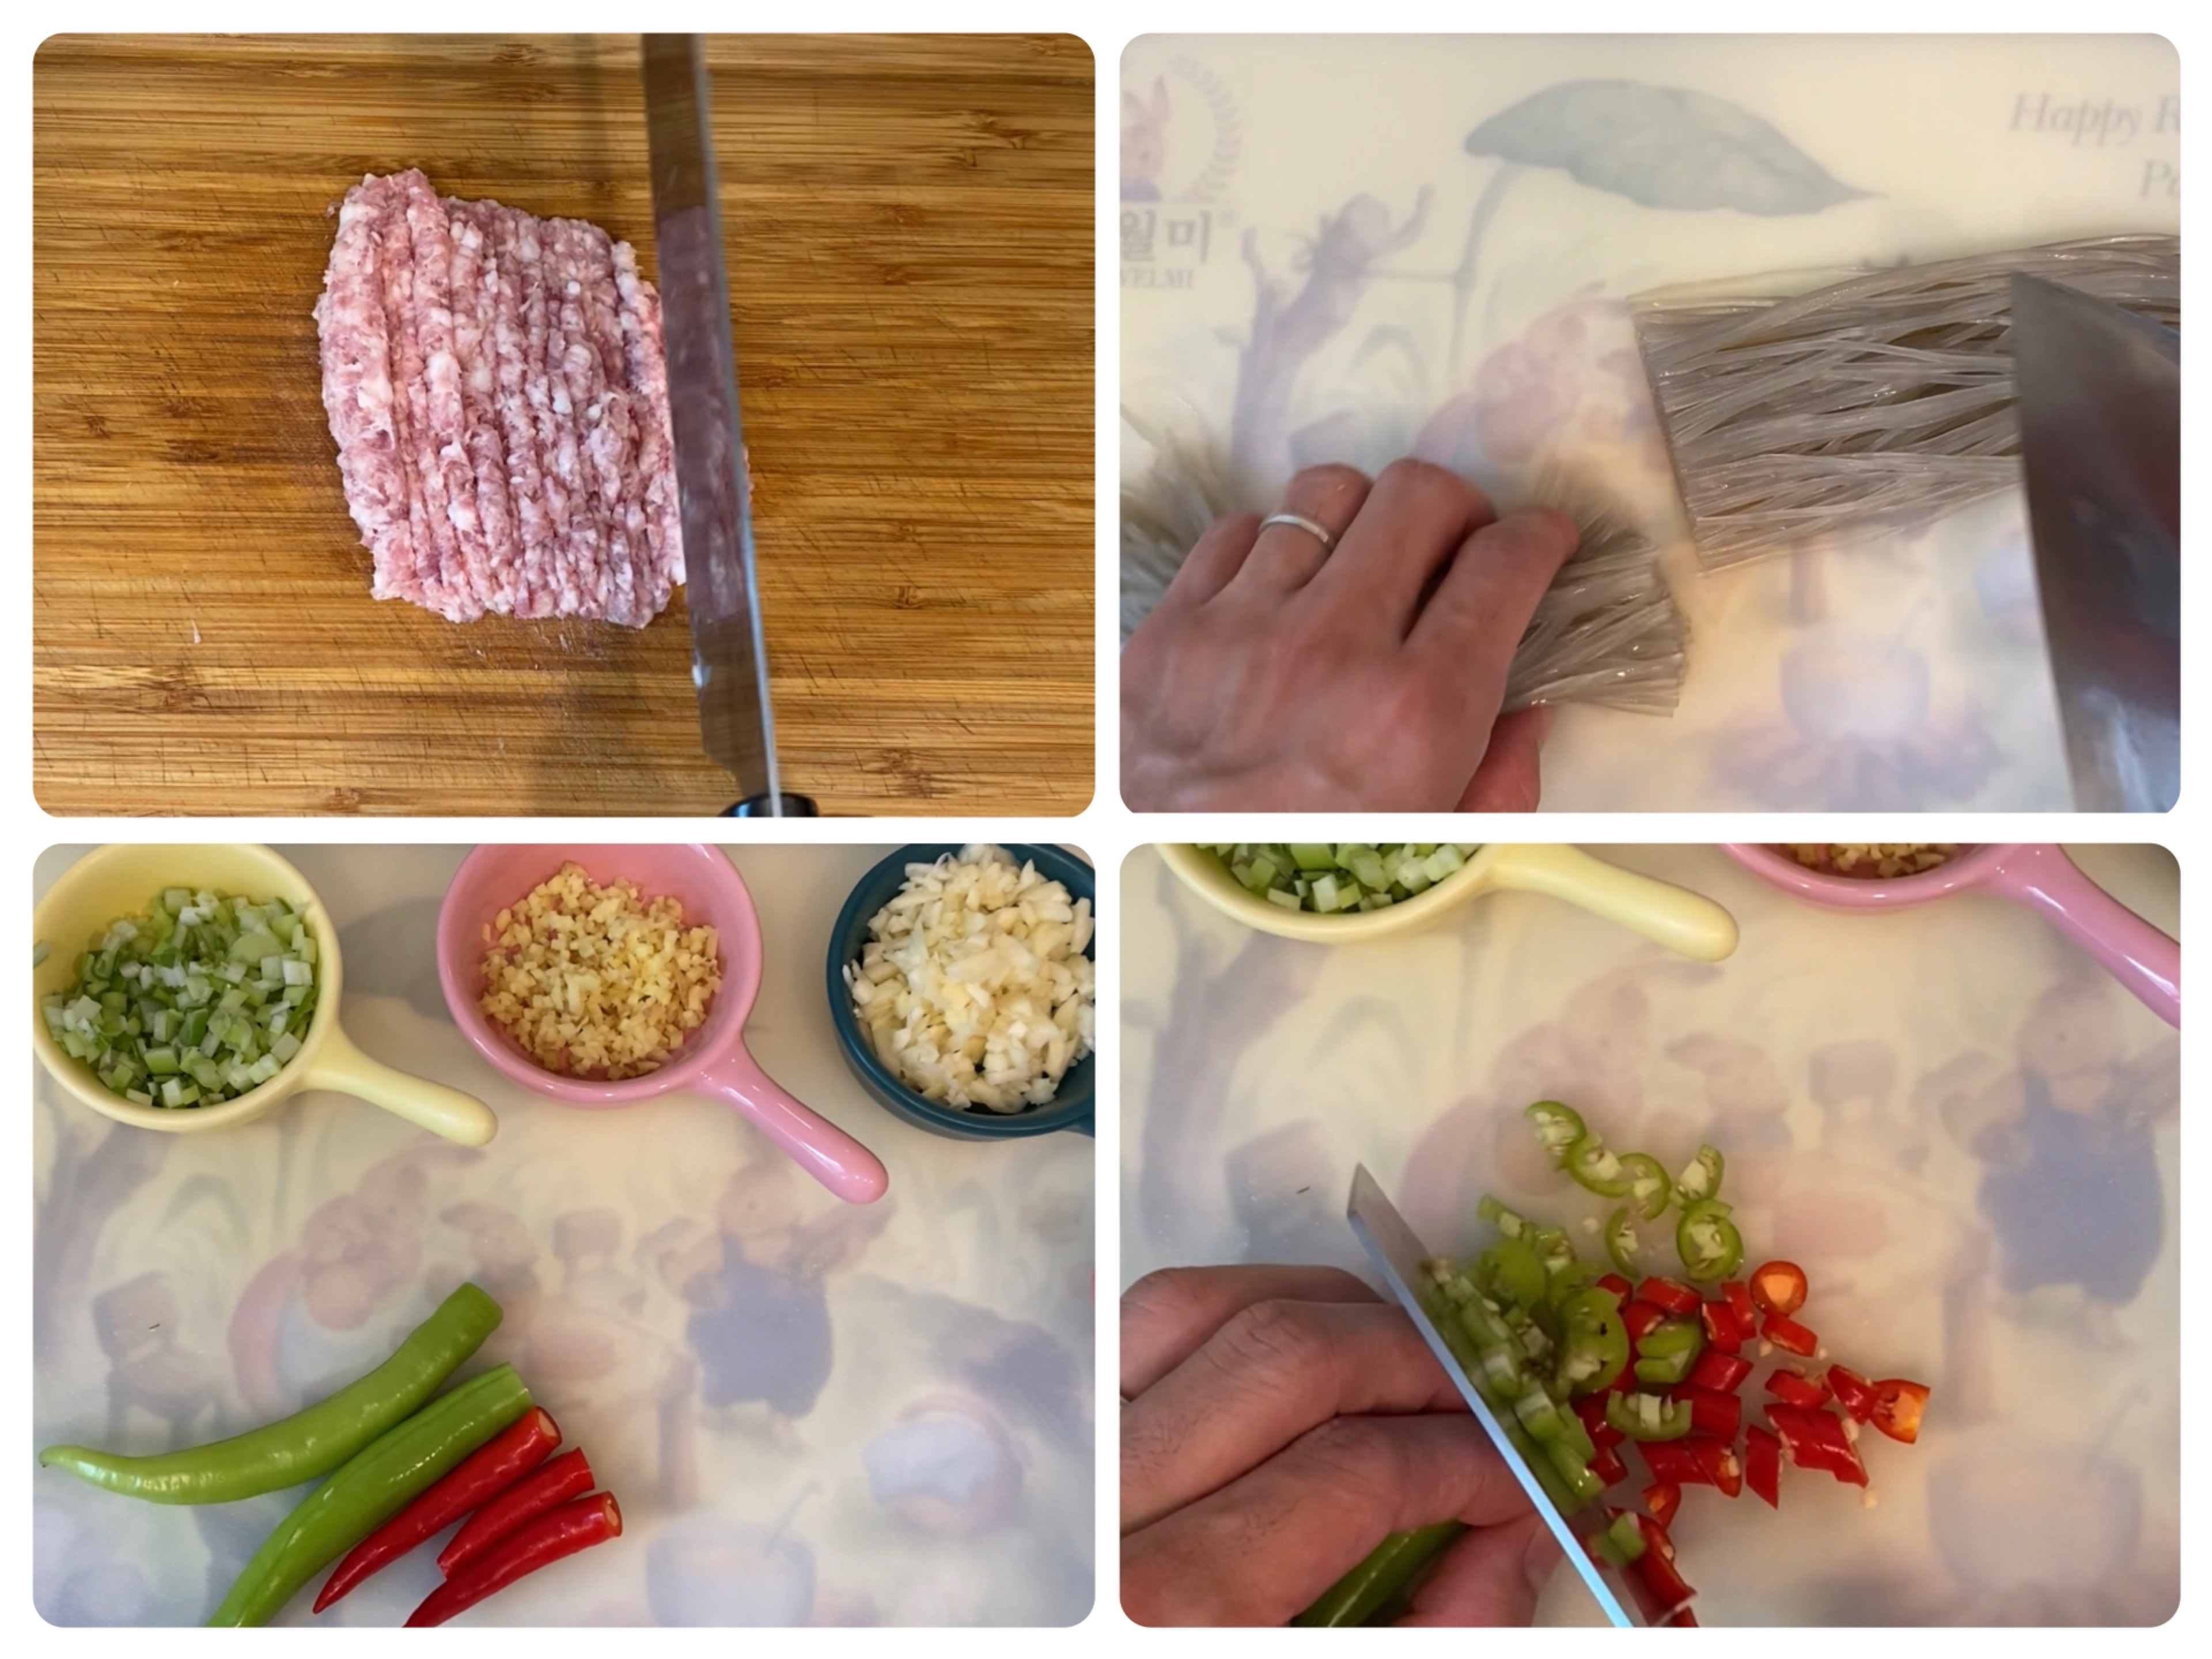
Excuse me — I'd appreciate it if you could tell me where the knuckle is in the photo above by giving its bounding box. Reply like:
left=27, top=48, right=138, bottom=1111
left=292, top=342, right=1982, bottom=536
left=1293, top=1414, right=1403, bottom=1503
left=1377, top=455, right=1475, bottom=512
left=1209, top=1297, right=1328, bottom=1380
left=1288, top=461, right=1372, bottom=505
left=1120, top=1267, right=1218, bottom=1338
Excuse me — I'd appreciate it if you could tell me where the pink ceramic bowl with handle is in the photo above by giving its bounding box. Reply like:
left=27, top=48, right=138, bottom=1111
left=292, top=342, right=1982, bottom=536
left=437, top=844, right=889, bottom=1204
left=1722, top=843, right=2178, bottom=1029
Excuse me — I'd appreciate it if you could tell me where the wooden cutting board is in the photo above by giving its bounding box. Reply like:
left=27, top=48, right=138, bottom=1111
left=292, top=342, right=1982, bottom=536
left=34, top=35, right=1094, bottom=816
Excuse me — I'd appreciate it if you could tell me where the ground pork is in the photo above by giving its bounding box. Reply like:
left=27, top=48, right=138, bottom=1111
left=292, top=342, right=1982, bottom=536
left=313, top=170, right=684, bottom=627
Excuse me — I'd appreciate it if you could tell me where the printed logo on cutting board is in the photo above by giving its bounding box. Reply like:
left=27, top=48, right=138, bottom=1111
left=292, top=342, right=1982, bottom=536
left=1122, top=57, right=1240, bottom=290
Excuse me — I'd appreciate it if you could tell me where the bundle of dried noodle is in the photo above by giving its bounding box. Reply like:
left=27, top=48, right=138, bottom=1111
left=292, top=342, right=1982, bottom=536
left=1119, top=421, right=1685, bottom=714
left=1630, top=235, right=2179, bottom=569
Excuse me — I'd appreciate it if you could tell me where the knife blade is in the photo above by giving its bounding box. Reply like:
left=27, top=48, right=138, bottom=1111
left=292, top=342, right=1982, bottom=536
left=641, top=34, right=815, bottom=817
left=2010, top=272, right=2180, bottom=813
left=1344, top=1165, right=1641, bottom=1627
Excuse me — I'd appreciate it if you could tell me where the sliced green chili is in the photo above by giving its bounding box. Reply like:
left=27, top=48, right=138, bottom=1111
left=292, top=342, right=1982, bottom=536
left=1555, top=1287, right=1628, bottom=1395
left=209, top=1363, right=533, bottom=1626
left=1477, top=1237, right=1547, bottom=1311
left=1605, top=1206, right=1643, bottom=1278
left=1675, top=1144, right=1725, bottom=1207
left=1476, top=1195, right=1527, bottom=1240
left=1565, top=1131, right=1632, bottom=1197
left=1605, top=1390, right=1694, bottom=1442
left=1618, top=1152, right=1672, bottom=1221
left=40, top=1283, right=503, bottom=1505
left=1676, top=1198, right=1745, bottom=1282
left=1524, top=1100, right=1586, bottom=1164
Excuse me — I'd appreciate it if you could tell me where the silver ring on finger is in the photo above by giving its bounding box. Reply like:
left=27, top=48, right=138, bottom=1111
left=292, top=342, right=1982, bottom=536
left=1256, top=511, right=1338, bottom=555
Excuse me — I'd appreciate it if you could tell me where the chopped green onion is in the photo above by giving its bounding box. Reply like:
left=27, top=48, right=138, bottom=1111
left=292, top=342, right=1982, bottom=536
left=41, top=887, right=317, bottom=1108
left=1196, top=843, right=1483, bottom=914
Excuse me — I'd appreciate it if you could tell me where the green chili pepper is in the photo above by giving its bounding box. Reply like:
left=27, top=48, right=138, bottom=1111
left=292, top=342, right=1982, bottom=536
left=1592, top=1510, right=1647, bottom=1567
left=1675, top=1144, right=1725, bottom=1207
left=1605, top=1206, right=1643, bottom=1277
left=1524, top=1100, right=1585, bottom=1164
left=1477, top=1237, right=1547, bottom=1311
left=1294, top=1522, right=1468, bottom=1626
left=208, top=1363, right=532, bottom=1626
left=1556, top=1287, right=1629, bottom=1395
left=1564, top=1132, right=1632, bottom=1197
left=1676, top=1198, right=1745, bottom=1282
left=1617, top=1153, right=1672, bottom=1221
left=40, top=1283, right=503, bottom=1505
left=1605, top=1390, right=1694, bottom=1442
left=1525, top=1225, right=1577, bottom=1281
left=1476, top=1195, right=1527, bottom=1238
left=1547, top=1257, right=1603, bottom=1308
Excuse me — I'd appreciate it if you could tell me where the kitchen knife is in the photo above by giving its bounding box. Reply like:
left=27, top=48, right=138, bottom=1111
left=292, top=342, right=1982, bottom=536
left=642, top=34, right=816, bottom=817
left=2010, top=272, right=2180, bottom=813
left=1344, top=1164, right=1642, bottom=1627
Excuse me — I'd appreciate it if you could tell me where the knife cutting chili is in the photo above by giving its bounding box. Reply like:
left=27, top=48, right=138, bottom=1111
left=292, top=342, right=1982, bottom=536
left=315, top=1406, right=560, bottom=1611
left=40, top=1282, right=503, bottom=1506
left=209, top=1363, right=533, bottom=1626
left=405, top=1492, right=621, bottom=1627
left=437, top=1446, right=597, bottom=1578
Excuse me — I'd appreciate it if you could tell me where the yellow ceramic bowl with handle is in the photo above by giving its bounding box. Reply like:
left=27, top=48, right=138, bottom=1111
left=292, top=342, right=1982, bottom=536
left=1157, top=843, right=1739, bottom=960
left=33, top=844, right=498, bottom=1145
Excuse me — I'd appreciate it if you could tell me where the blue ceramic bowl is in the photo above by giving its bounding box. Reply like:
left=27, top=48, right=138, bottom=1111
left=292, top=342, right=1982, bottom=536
left=826, top=844, right=1095, bottom=1141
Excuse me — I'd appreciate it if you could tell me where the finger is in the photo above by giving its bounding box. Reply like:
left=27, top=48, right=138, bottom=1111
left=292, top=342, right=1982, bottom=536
left=1123, top=1412, right=1529, bottom=1627
left=1407, top=507, right=1580, bottom=720
left=1219, top=463, right=1372, bottom=601
left=1120, top=1265, right=1380, bottom=1400
left=1155, top=511, right=1263, bottom=612
left=1396, top=1510, right=1558, bottom=1627
left=1302, top=457, right=1495, bottom=637
left=1455, top=705, right=1552, bottom=812
left=1122, top=1300, right=1466, bottom=1531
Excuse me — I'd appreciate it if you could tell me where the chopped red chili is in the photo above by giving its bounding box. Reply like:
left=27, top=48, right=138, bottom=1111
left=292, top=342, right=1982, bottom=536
left=1622, top=1298, right=1671, bottom=1343
left=1827, top=1365, right=1876, bottom=1421
left=1637, top=1277, right=1702, bottom=1317
left=1685, top=1350, right=1753, bottom=1394
left=1688, top=1434, right=1743, bottom=1498
left=1632, top=1527, right=1695, bottom=1619
left=1764, top=1367, right=1830, bottom=1410
left=1575, top=1394, right=1626, bottom=1450
left=1596, top=1273, right=1634, bottom=1301
left=1748, top=1260, right=1808, bottom=1317
left=1720, top=1281, right=1758, bottom=1340
left=1745, top=1425, right=1781, bottom=1509
left=1643, top=1481, right=1681, bottom=1529
left=1590, top=1443, right=1631, bottom=1488
left=1766, top=1403, right=1868, bottom=1486
left=1762, top=1312, right=1819, bottom=1357
left=1639, top=1440, right=1707, bottom=1487
left=1868, top=1378, right=1931, bottom=1444
left=1672, top=1384, right=1742, bottom=1440
left=1700, top=1300, right=1742, bottom=1354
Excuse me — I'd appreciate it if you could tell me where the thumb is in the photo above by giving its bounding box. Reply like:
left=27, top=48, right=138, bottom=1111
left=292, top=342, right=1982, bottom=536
left=1394, top=1509, right=1559, bottom=1627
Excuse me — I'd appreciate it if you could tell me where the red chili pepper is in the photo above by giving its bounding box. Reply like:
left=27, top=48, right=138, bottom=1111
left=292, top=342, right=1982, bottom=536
left=314, top=1407, right=562, bottom=1612
left=1636, top=1277, right=1702, bottom=1317
left=1763, top=1312, right=1819, bottom=1357
left=1766, top=1404, right=1868, bottom=1486
left=1631, top=1527, right=1695, bottom=1619
left=406, top=1493, right=621, bottom=1627
left=437, top=1447, right=595, bottom=1578
left=1596, top=1273, right=1633, bottom=1301
left=1575, top=1395, right=1625, bottom=1450
left=1745, top=1425, right=1781, bottom=1509
left=1827, top=1365, right=1877, bottom=1421
left=1764, top=1366, right=1830, bottom=1410
left=1720, top=1281, right=1758, bottom=1342
left=1699, top=1299, right=1742, bottom=1354
left=1590, top=1443, right=1630, bottom=1488
left=1639, top=1440, right=1707, bottom=1487
left=1671, top=1384, right=1742, bottom=1441
left=1748, top=1260, right=1808, bottom=1317
left=1621, top=1298, right=1670, bottom=1343
left=1643, top=1481, right=1680, bottom=1529
left=1688, top=1434, right=1742, bottom=1498
left=1668, top=1608, right=1700, bottom=1627
left=1868, top=1378, right=1931, bottom=1444
left=1685, top=1350, right=1753, bottom=1394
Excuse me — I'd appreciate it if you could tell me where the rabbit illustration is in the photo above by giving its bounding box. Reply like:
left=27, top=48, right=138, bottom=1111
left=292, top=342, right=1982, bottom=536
left=1122, top=77, right=1169, bottom=201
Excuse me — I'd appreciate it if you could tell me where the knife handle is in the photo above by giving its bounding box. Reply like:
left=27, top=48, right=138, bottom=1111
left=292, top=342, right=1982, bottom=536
left=724, top=794, right=820, bottom=818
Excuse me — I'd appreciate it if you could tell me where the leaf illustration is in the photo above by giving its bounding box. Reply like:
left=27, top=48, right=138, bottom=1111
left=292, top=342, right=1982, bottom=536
left=1465, top=79, right=1868, bottom=215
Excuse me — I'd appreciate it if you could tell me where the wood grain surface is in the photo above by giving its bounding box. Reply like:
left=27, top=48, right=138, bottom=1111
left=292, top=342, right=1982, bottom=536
left=35, top=35, right=1095, bottom=816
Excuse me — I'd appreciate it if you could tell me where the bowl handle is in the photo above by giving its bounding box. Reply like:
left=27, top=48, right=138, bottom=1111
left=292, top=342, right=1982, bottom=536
left=1484, top=846, right=1740, bottom=961
left=306, top=1024, right=499, bottom=1146
left=696, top=1044, right=891, bottom=1204
left=1983, top=846, right=2179, bottom=1028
